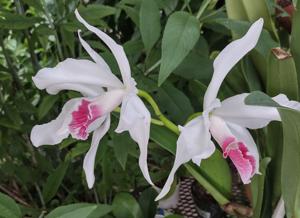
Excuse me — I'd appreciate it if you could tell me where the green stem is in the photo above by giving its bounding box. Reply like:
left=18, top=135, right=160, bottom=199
left=137, top=90, right=180, bottom=134
left=196, top=0, right=212, bottom=19
left=185, top=164, right=230, bottom=205
left=144, top=59, right=161, bottom=76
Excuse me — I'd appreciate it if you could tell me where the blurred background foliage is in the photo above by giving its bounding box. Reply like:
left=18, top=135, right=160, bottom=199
left=0, top=0, right=299, bottom=217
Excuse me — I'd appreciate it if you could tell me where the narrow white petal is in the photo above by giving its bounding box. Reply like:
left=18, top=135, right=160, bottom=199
left=204, top=19, right=264, bottom=109
left=30, top=98, right=82, bottom=147
left=75, top=10, right=131, bottom=86
left=115, top=95, right=153, bottom=185
left=213, top=93, right=281, bottom=129
left=83, top=115, right=110, bottom=188
left=33, top=58, right=123, bottom=96
left=273, top=94, right=300, bottom=110
left=156, top=116, right=215, bottom=201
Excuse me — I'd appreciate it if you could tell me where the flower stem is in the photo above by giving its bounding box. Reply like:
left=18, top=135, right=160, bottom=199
left=137, top=89, right=180, bottom=134
left=196, top=0, right=212, bottom=19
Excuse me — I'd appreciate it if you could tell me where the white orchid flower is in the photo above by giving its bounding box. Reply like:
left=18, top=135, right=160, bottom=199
left=30, top=9, right=153, bottom=188
left=156, top=18, right=288, bottom=200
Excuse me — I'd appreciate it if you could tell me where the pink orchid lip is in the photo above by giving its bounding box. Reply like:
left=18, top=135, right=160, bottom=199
left=69, top=99, right=102, bottom=140
left=222, top=137, right=256, bottom=184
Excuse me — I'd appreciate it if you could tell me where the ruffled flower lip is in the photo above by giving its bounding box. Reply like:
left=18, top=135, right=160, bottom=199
left=222, top=137, right=256, bottom=184
left=69, top=99, right=102, bottom=140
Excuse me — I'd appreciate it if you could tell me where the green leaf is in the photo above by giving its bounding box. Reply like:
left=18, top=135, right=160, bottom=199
left=112, top=132, right=136, bottom=170
left=112, top=193, right=143, bottom=218
left=78, top=4, right=116, bottom=21
left=241, top=56, right=263, bottom=91
left=240, top=0, right=274, bottom=31
left=159, top=11, right=200, bottom=85
left=139, top=0, right=161, bottom=53
left=225, top=0, right=248, bottom=20
left=138, top=188, right=157, bottom=218
left=165, top=215, right=184, bottom=218
left=278, top=109, right=300, bottom=218
left=42, top=161, right=69, bottom=203
left=267, top=48, right=299, bottom=100
left=46, top=203, right=112, bottom=218
left=245, top=91, right=279, bottom=107
left=197, top=150, right=232, bottom=197
left=38, top=95, right=59, bottom=120
left=251, top=157, right=271, bottom=218
left=173, top=38, right=213, bottom=81
left=156, top=82, right=194, bottom=124
left=291, top=1, right=300, bottom=94
left=0, top=11, right=42, bottom=29
left=150, top=124, right=177, bottom=154
left=0, top=192, right=21, bottom=218
left=65, top=142, right=90, bottom=160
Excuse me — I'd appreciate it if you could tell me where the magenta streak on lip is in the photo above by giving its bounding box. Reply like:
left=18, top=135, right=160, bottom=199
left=69, top=99, right=102, bottom=140
left=222, top=137, right=256, bottom=183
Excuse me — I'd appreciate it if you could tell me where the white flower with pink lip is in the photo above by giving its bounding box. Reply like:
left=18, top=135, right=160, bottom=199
left=155, top=18, right=292, bottom=200
left=30, top=10, right=153, bottom=188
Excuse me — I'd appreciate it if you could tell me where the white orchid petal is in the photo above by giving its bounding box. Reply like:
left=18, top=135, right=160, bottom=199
left=156, top=116, right=215, bottom=201
left=213, top=93, right=281, bottom=129
left=75, top=10, right=131, bottom=86
left=115, top=95, right=153, bottom=185
left=33, top=58, right=123, bottom=96
left=30, top=98, right=82, bottom=147
left=83, top=115, right=110, bottom=188
left=273, top=94, right=300, bottom=110
left=204, top=19, right=264, bottom=109
left=210, top=116, right=259, bottom=184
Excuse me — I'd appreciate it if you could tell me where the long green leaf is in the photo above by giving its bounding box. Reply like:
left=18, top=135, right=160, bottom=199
left=139, top=0, right=161, bottom=53
left=42, top=161, right=69, bottom=203
left=291, top=1, right=300, bottom=94
left=0, top=192, right=21, bottom=218
left=267, top=48, right=299, bottom=100
left=159, top=11, right=200, bottom=85
left=278, top=109, right=300, bottom=218
left=46, top=203, right=112, bottom=218
left=112, top=193, right=143, bottom=218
